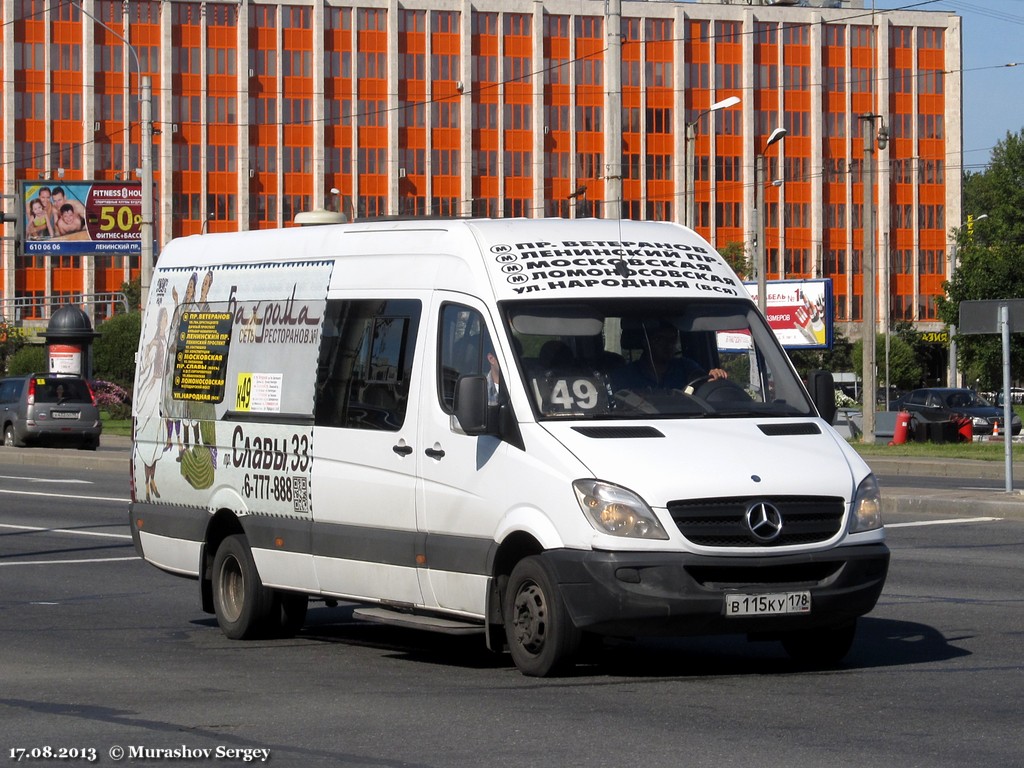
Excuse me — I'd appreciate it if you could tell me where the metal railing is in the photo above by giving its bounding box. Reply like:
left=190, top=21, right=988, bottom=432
left=0, top=293, right=130, bottom=324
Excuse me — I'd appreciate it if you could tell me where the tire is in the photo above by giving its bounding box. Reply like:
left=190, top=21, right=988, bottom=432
left=4, top=424, right=23, bottom=448
left=275, top=592, right=309, bottom=637
left=211, top=534, right=275, bottom=640
left=503, top=555, right=581, bottom=677
left=781, top=620, right=857, bottom=668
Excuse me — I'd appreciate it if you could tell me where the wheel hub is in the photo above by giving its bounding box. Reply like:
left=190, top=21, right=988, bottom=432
left=512, top=582, right=547, bottom=653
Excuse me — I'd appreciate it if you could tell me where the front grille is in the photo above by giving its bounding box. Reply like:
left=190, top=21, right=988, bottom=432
left=668, top=496, right=845, bottom=547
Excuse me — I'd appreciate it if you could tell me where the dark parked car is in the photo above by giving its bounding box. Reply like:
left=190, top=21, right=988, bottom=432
left=892, top=387, right=1022, bottom=436
left=0, top=374, right=102, bottom=449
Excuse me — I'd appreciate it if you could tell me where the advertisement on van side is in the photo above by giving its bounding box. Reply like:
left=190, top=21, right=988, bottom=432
left=133, top=261, right=333, bottom=516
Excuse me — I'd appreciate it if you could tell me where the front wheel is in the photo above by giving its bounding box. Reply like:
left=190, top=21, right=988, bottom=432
left=211, top=534, right=275, bottom=639
left=781, top=620, right=857, bottom=668
left=503, top=555, right=581, bottom=677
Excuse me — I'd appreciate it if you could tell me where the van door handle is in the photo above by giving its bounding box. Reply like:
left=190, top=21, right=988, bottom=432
left=392, top=444, right=413, bottom=456
left=424, top=447, right=446, bottom=460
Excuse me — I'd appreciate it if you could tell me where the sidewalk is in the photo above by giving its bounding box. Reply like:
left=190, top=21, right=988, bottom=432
left=3, top=434, right=1024, bottom=520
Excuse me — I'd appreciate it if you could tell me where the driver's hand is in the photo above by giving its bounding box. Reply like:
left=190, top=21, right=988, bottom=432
left=708, top=368, right=728, bottom=380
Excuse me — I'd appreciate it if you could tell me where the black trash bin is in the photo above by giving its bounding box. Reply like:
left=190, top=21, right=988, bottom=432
left=913, top=418, right=957, bottom=443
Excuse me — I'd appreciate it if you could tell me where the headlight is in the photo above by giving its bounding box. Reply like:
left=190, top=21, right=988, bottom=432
left=849, top=474, right=882, bottom=533
left=573, top=480, right=669, bottom=540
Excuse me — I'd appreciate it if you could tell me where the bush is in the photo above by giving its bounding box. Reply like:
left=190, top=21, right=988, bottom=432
left=92, top=379, right=132, bottom=420
left=93, top=311, right=142, bottom=392
left=7, top=344, right=46, bottom=375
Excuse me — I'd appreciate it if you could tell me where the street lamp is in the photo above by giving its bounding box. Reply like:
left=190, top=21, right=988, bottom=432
left=684, top=96, right=741, bottom=230
left=330, top=187, right=341, bottom=212
left=755, top=127, right=786, bottom=315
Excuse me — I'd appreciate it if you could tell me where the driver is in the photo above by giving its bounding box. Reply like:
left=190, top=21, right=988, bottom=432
left=611, top=322, right=727, bottom=391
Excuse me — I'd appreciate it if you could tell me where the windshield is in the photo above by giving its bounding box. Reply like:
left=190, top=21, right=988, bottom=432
left=502, top=298, right=815, bottom=421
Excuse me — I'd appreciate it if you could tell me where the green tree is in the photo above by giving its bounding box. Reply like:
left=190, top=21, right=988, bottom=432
left=7, top=344, right=46, bottom=375
left=718, top=241, right=749, bottom=280
left=851, top=333, right=924, bottom=392
left=937, top=130, right=1024, bottom=390
left=0, top=322, right=31, bottom=375
left=92, top=311, right=142, bottom=391
left=788, top=326, right=854, bottom=379
left=120, top=277, right=142, bottom=313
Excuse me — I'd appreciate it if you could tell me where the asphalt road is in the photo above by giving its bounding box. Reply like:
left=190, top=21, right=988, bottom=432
left=1, top=455, right=1022, bottom=767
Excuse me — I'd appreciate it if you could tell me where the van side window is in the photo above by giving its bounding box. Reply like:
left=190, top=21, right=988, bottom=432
left=314, top=299, right=421, bottom=431
left=438, top=304, right=496, bottom=414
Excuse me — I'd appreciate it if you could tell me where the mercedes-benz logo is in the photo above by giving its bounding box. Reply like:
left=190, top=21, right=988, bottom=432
left=745, top=501, right=783, bottom=542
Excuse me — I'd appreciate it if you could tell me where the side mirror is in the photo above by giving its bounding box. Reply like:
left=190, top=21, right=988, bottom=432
left=807, top=369, right=837, bottom=425
left=454, top=375, right=490, bottom=435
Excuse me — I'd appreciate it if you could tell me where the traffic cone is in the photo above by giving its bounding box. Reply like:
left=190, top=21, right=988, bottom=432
left=992, top=420, right=1001, bottom=440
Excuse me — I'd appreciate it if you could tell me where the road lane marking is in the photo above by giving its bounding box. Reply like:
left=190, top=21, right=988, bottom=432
left=887, top=517, right=1002, bottom=528
left=0, top=489, right=127, bottom=503
left=0, top=474, right=91, bottom=484
left=0, top=523, right=131, bottom=539
left=0, top=557, right=138, bottom=567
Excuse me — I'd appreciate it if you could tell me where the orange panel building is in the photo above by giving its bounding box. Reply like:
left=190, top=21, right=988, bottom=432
left=0, top=0, right=961, bottom=359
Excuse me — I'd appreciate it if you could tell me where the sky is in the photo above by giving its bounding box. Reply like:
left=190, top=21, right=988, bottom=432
left=874, top=0, right=1024, bottom=171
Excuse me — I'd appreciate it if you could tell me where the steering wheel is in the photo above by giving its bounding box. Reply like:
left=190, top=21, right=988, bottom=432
left=683, top=374, right=712, bottom=396
left=687, top=376, right=753, bottom=404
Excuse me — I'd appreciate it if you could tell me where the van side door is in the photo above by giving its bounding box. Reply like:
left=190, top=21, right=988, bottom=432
left=415, top=295, right=511, bottom=615
left=310, top=296, right=425, bottom=605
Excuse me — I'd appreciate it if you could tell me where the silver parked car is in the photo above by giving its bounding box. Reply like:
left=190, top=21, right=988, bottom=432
left=0, top=374, right=102, bottom=450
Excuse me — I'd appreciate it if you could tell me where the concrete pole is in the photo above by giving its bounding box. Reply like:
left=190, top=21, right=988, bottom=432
left=141, top=76, right=154, bottom=308
left=604, top=0, right=622, bottom=220
left=755, top=154, right=766, bottom=315
left=948, top=242, right=958, bottom=386
left=861, top=115, right=877, bottom=443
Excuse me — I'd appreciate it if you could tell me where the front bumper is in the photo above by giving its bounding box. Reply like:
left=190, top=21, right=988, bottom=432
left=545, top=543, right=890, bottom=637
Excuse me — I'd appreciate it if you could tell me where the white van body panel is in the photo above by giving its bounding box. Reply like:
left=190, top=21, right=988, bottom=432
left=542, top=418, right=861, bottom=512
left=252, top=548, right=318, bottom=593
left=137, top=531, right=201, bottom=577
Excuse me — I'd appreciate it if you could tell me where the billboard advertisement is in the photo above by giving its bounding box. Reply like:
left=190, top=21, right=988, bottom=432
left=744, top=278, right=833, bottom=350
left=19, top=180, right=141, bottom=257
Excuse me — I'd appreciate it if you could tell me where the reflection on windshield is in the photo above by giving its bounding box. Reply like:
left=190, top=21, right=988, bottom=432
left=504, top=298, right=814, bottom=421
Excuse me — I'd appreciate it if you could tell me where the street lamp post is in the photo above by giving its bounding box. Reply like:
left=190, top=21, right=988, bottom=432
left=755, top=127, right=786, bottom=315
left=684, top=96, right=740, bottom=230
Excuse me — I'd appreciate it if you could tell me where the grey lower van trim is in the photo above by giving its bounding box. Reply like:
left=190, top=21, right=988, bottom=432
left=129, top=501, right=493, bottom=577
left=544, top=543, right=890, bottom=637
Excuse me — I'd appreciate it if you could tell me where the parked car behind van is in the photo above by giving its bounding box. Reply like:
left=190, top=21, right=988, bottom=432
left=0, top=373, right=102, bottom=449
left=893, top=387, right=1022, bottom=436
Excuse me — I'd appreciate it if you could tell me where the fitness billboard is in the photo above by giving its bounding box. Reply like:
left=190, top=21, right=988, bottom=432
left=19, top=179, right=141, bottom=257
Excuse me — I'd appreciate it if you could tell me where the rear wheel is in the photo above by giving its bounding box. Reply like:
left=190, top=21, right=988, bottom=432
left=503, top=555, right=581, bottom=677
left=212, top=534, right=275, bottom=639
left=4, top=424, right=23, bottom=448
left=781, top=620, right=857, bottom=667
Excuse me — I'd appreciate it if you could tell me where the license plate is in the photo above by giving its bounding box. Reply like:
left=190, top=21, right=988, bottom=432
left=51, top=411, right=80, bottom=420
left=724, top=591, right=811, bottom=617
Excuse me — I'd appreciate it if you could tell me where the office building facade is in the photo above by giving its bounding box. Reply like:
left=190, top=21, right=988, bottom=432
left=0, top=0, right=961, bottom=346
